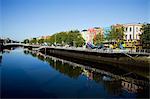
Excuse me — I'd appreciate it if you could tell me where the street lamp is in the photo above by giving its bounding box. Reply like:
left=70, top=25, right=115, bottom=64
left=73, top=41, right=76, bottom=47
left=55, top=34, right=56, bottom=45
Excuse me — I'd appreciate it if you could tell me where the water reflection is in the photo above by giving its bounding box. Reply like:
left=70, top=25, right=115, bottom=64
left=24, top=50, right=149, bottom=98
left=0, top=49, right=3, bottom=65
left=0, top=54, right=2, bottom=64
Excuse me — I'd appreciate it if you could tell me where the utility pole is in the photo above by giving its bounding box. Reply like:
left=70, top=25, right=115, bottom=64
left=73, top=41, right=76, bottom=47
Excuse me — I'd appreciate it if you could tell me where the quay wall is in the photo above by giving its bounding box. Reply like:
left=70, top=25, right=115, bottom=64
left=38, top=47, right=149, bottom=78
left=40, top=47, right=149, bottom=68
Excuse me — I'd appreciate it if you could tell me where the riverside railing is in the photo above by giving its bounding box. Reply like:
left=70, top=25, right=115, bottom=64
left=38, top=46, right=150, bottom=55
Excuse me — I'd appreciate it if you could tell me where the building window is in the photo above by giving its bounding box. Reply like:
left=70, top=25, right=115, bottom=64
left=139, top=28, right=142, bottom=32
left=136, top=34, right=138, bottom=39
left=125, top=35, right=127, bottom=40
left=130, top=27, right=132, bottom=32
left=126, top=27, right=128, bottom=32
left=116, top=29, right=119, bottom=32
left=130, top=34, right=132, bottom=40
left=136, top=27, right=138, bottom=32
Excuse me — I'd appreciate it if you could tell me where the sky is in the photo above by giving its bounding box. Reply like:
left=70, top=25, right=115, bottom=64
left=1, top=0, right=149, bottom=41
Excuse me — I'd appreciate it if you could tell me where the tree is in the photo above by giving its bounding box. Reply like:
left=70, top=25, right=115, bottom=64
left=38, top=38, right=44, bottom=44
left=25, top=30, right=85, bottom=47
left=44, top=36, right=51, bottom=45
left=30, top=38, right=37, bottom=44
left=47, top=30, right=85, bottom=47
left=106, top=25, right=124, bottom=47
left=23, top=39, right=29, bottom=44
left=55, top=32, right=68, bottom=45
left=66, top=30, right=85, bottom=47
left=93, top=33, right=104, bottom=45
left=141, top=24, right=150, bottom=49
left=74, top=34, right=85, bottom=47
left=107, top=26, right=124, bottom=41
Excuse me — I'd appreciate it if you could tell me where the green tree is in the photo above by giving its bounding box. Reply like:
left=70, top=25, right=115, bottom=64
left=30, top=38, right=37, bottom=44
left=27, top=30, right=85, bottom=46
left=38, top=38, right=44, bottom=44
left=66, top=30, right=85, bottom=47
left=141, top=24, right=150, bottom=49
left=47, top=30, right=85, bottom=47
left=107, top=26, right=124, bottom=41
left=55, top=32, right=68, bottom=45
left=23, top=39, right=29, bottom=44
left=44, top=36, right=53, bottom=45
left=94, top=33, right=104, bottom=45
left=106, top=25, right=124, bottom=47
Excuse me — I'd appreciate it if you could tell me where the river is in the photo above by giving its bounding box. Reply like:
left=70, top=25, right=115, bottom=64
left=0, top=48, right=149, bottom=98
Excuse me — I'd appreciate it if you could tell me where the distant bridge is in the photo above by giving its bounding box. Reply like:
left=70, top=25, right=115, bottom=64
left=4, top=43, right=28, bottom=46
left=3, top=43, right=41, bottom=48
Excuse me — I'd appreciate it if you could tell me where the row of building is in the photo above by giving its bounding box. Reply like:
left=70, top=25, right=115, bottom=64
left=81, top=23, right=144, bottom=50
left=33, top=23, right=145, bottom=50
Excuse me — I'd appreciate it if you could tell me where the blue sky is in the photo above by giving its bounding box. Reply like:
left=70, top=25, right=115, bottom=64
left=1, top=0, right=149, bottom=41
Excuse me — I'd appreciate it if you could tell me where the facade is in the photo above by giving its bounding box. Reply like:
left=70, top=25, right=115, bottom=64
left=123, top=24, right=142, bottom=41
left=121, top=81, right=143, bottom=93
left=93, top=27, right=104, bottom=36
left=37, top=36, right=50, bottom=40
left=111, top=23, right=143, bottom=50
left=81, top=27, right=104, bottom=44
left=123, top=23, right=143, bottom=50
left=41, top=36, right=50, bottom=39
left=81, top=29, right=88, bottom=44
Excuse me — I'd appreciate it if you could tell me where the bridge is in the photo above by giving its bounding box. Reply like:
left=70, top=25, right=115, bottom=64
left=3, top=43, right=41, bottom=48
left=4, top=43, right=28, bottom=46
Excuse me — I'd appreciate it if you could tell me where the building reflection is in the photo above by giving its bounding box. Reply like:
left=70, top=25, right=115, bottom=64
left=24, top=50, right=149, bottom=97
left=121, top=80, right=143, bottom=93
left=0, top=54, right=2, bottom=64
left=82, top=69, right=93, bottom=80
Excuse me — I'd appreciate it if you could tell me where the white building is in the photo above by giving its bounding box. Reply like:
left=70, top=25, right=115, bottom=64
left=123, top=23, right=143, bottom=41
left=111, top=23, right=143, bottom=50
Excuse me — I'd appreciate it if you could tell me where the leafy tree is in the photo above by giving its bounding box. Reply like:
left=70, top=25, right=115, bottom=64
left=23, top=39, right=29, bottom=44
left=38, top=38, right=44, bottom=44
left=141, top=24, right=150, bottom=49
left=25, top=30, right=85, bottom=47
left=93, top=33, right=104, bottom=45
left=66, top=30, right=85, bottom=47
left=55, top=32, right=68, bottom=45
left=106, top=25, right=124, bottom=47
left=46, top=30, right=85, bottom=47
left=74, top=35, right=85, bottom=47
left=44, top=36, right=54, bottom=45
left=30, top=38, right=37, bottom=44
left=107, top=26, right=124, bottom=41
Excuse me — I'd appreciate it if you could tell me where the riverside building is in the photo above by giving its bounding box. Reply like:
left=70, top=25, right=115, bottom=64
left=81, top=27, right=104, bottom=44
left=123, top=23, right=143, bottom=50
left=112, top=23, right=143, bottom=50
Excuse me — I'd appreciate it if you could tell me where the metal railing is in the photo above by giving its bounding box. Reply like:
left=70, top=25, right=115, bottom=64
left=37, top=46, right=150, bottom=55
left=19, top=44, right=149, bottom=56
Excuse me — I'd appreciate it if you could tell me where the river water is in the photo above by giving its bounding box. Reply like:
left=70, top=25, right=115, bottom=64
left=0, top=48, right=149, bottom=98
